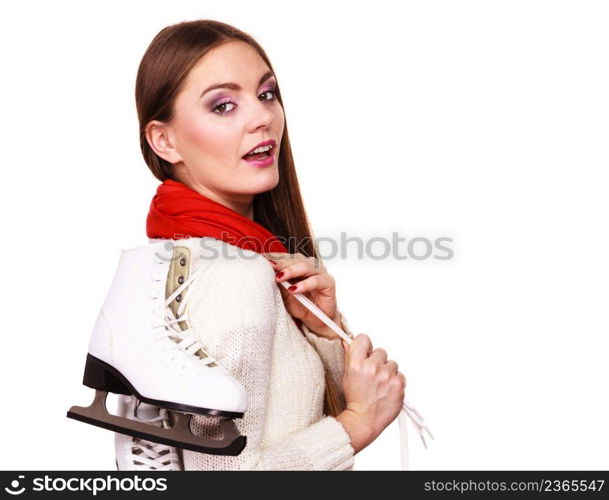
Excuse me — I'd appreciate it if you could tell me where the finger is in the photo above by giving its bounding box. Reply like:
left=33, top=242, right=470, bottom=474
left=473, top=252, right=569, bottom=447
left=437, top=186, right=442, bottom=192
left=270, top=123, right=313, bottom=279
left=393, top=372, right=406, bottom=389
left=275, top=257, right=324, bottom=280
left=264, top=251, right=300, bottom=268
left=385, top=359, right=398, bottom=374
left=368, top=347, right=388, bottom=364
left=285, top=274, right=335, bottom=295
left=350, top=334, right=372, bottom=362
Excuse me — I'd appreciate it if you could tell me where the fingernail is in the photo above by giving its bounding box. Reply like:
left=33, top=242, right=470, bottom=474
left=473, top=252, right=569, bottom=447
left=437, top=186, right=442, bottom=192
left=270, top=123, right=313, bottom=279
left=269, top=260, right=277, bottom=265
left=276, top=271, right=284, bottom=278
left=288, top=285, right=297, bottom=292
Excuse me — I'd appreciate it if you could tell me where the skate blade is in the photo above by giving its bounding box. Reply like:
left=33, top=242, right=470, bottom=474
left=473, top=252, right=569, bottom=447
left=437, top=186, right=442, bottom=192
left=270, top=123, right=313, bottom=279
left=67, top=390, right=246, bottom=456
left=83, top=353, right=244, bottom=419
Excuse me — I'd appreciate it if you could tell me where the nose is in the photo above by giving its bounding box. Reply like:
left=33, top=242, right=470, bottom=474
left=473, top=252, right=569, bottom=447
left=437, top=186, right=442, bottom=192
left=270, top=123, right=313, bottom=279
left=246, top=98, right=274, bottom=132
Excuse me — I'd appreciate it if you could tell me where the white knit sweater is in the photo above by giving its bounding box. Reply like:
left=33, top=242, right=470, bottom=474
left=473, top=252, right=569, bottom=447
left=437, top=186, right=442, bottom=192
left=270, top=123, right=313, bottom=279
left=149, top=236, right=356, bottom=470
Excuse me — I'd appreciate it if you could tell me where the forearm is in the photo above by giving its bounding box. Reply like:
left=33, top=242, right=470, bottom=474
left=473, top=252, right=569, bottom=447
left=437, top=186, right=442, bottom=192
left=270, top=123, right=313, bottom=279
left=335, top=408, right=375, bottom=454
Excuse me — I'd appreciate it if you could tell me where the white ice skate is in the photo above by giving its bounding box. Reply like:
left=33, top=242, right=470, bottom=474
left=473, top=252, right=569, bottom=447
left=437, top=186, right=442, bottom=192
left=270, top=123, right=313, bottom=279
left=115, top=395, right=182, bottom=470
left=67, top=240, right=247, bottom=456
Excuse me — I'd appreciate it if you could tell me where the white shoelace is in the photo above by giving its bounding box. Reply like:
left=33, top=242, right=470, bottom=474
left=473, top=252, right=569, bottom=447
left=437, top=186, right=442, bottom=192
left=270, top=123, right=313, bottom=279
left=125, top=406, right=181, bottom=471
left=278, top=279, right=435, bottom=469
left=151, top=264, right=219, bottom=369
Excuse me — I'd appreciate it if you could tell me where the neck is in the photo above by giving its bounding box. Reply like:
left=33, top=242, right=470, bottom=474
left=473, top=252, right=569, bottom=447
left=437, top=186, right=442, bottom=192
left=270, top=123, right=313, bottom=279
left=175, top=176, right=254, bottom=220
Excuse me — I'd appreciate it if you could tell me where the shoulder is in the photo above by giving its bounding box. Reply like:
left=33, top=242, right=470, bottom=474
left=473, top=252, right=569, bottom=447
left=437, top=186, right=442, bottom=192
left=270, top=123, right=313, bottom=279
left=154, top=237, right=279, bottom=327
left=174, top=236, right=276, bottom=282
left=150, top=236, right=274, bottom=281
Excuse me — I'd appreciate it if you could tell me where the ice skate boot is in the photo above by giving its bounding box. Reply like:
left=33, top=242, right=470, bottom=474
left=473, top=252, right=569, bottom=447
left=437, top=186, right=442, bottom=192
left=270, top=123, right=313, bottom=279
left=115, top=395, right=182, bottom=470
left=67, top=240, right=247, bottom=456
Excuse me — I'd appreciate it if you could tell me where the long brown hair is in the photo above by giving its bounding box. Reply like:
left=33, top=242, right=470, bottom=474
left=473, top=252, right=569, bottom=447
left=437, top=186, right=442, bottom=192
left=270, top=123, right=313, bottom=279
left=135, top=19, right=344, bottom=418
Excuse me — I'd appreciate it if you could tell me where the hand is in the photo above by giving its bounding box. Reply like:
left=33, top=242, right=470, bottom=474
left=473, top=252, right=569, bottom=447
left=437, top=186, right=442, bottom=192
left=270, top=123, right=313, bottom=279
left=263, top=251, right=342, bottom=340
left=337, top=334, right=406, bottom=452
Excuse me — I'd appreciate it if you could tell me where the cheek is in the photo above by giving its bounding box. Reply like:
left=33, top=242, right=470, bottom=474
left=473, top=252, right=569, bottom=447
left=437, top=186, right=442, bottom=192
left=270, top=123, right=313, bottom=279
left=274, top=106, right=285, bottom=128
left=273, top=108, right=286, bottom=140
left=179, top=114, right=237, bottom=159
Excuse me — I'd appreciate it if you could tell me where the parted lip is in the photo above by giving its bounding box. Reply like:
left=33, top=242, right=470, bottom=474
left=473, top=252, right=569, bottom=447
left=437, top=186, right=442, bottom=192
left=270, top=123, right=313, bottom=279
left=243, top=139, right=277, bottom=157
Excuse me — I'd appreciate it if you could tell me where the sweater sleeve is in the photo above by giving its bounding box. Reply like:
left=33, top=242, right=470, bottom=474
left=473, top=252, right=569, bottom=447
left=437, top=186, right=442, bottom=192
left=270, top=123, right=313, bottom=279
left=182, top=256, right=355, bottom=471
left=239, top=416, right=355, bottom=470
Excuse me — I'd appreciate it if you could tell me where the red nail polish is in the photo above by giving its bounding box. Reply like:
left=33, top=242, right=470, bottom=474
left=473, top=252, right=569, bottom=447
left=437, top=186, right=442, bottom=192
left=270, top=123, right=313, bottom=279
left=276, top=271, right=284, bottom=278
left=288, top=285, right=297, bottom=292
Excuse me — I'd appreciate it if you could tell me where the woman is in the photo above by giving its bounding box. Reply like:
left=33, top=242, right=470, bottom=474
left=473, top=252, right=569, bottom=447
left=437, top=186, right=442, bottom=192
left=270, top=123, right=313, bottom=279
left=118, top=19, right=406, bottom=471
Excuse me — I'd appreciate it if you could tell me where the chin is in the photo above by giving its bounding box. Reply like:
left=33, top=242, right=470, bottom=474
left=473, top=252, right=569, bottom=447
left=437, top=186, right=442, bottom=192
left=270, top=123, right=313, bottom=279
left=248, top=167, right=279, bottom=193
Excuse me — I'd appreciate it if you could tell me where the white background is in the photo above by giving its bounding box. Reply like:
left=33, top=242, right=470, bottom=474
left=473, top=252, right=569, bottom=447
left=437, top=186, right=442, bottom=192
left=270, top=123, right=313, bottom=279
left=1, top=0, right=607, bottom=470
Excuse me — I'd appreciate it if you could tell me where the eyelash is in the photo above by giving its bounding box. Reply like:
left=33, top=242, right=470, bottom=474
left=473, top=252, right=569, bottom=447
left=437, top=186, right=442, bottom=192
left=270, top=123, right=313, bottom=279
left=212, top=88, right=277, bottom=115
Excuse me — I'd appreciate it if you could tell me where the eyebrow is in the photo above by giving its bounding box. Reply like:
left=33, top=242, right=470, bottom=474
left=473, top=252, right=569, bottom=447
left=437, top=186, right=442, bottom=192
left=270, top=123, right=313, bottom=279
left=199, top=70, right=276, bottom=98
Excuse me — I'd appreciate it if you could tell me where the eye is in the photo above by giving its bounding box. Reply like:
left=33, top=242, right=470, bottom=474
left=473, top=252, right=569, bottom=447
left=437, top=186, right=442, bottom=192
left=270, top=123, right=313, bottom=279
left=212, top=99, right=236, bottom=114
left=259, top=88, right=277, bottom=102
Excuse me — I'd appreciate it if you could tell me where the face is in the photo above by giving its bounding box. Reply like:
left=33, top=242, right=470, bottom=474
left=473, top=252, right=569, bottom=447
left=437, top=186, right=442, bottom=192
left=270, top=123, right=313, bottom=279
left=147, top=40, right=285, bottom=216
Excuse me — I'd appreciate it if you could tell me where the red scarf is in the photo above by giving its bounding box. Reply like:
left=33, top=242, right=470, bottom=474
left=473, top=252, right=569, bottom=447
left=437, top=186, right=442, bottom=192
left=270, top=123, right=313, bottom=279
left=146, top=179, right=289, bottom=254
